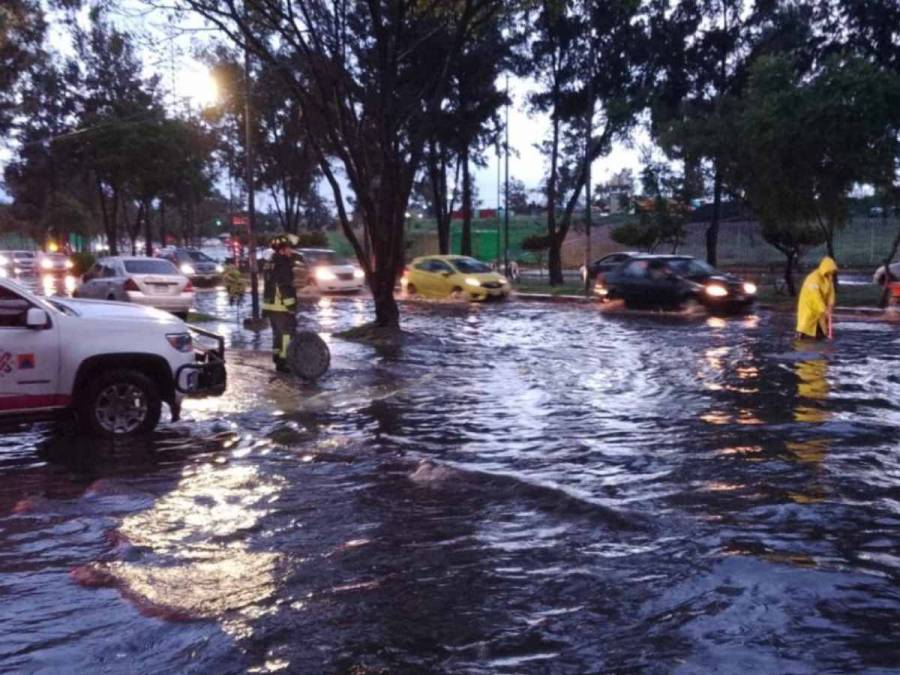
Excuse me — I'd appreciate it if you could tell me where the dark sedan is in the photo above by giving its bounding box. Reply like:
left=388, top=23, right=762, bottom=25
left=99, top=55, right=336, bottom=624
left=579, top=251, right=638, bottom=283
left=598, top=255, right=757, bottom=313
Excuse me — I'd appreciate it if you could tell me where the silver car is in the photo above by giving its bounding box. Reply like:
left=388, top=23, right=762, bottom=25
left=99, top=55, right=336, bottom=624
left=0, top=250, right=37, bottom=278
left=74, top=256, right=194, bottom=319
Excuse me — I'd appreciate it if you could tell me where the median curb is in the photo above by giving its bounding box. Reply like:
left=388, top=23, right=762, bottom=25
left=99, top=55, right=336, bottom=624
left=514, top=292, right=596, bottom=304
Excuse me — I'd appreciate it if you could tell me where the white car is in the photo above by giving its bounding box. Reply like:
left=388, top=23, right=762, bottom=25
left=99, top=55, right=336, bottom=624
left=873, top=261, right=900, bottom=286
left=75, top=257, right=194, bottom=319
left=0, top=277, right=225, bottom=436
left=297, top=248, right=365, bottom=293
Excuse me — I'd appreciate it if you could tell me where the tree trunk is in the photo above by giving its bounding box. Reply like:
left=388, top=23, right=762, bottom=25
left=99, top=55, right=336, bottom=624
left=784, top=249, right=797, bottom=297
left=144, top=200, right=153, bottom=257
left=159, top=199, right=167, bottom=247
left=461, top=146, right=472, bottom=256
left=547, top=236, right=564, bottom=285
left=706, top=166, right=722, bottom=267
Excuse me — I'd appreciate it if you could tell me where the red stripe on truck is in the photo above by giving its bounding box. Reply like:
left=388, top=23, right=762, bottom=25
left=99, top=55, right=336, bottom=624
left=0, top=394, right=71, bottom=411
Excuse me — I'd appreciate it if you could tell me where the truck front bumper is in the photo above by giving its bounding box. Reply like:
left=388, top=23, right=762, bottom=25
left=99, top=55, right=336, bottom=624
left=175, top=325, right=227, bottom=397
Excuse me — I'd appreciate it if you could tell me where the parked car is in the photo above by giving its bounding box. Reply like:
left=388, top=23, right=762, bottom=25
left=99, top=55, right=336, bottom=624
left=157, top=247, right=223, bottom=286
left=0, top=250, right=37, bottom=278
left=402, top=255, right=510, bottom=301
left=296, top=248, right=365, bottom=293
left=579, top=251, right=639, bottom=283
left=74, top=257, right=194, bottom=319
left=599, top=254, right=756, bottom=313
left=0, top=276, right=225, bottom=436
left=873, top=261, right=900, bottom=286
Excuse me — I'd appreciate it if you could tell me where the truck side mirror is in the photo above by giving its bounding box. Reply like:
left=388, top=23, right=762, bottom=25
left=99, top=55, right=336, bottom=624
left=26, top=308, right=48, bottom=329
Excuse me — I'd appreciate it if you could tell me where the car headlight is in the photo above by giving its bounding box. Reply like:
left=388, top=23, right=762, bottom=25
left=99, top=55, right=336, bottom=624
left=498, top=277, right=508, bottom=285
left=0, top=255, right=8, bottom=265
left=465, top=277, right=481, bottom=287
left=353, top=268, right=365, bottom=279
left=743, top=282, right=757, bottom=295
left=65, top=259, right=73, bottom=269
left=594, top=284, right=609, bottom=296
left=315, top=267, right=337, bottom=282
left=0, top=268, right=6, bottom=278
left=180, top=263, right=195, bottom=275
left=705, top=284, right=728, bottom=298
left=215, top=264, right=224, bottom=273
left=40, top=258, right=53, bottom=270
left=166, top=332, right=193, bottom=352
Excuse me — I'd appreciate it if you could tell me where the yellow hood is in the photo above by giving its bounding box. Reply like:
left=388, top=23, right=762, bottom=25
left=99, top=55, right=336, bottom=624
left=817, top=257, right=838, bottom=277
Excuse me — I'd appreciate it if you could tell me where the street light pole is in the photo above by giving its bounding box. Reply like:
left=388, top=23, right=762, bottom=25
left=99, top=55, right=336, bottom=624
left=583, top=7, right=595, bottom=297
left=244, top=43, right=262, bottom=327
left=504, top=74, right=510, bottom=277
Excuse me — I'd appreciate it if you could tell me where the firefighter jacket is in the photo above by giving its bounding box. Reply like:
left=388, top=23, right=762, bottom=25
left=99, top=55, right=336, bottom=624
left=263, top=253, right=297, bottom=313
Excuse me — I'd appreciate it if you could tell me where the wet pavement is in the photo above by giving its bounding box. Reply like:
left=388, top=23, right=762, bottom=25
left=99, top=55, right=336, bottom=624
left=2, top=289, right=900, bottom=673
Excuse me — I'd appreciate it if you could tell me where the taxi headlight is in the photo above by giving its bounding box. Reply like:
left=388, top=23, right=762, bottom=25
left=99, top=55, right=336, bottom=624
left=315, top=267, right=337, bottom=282
left=180, top=263, right=195, bottom=275
left=40, top=258, right=53, bottom=270
left=743, top=282, right=757, bottom=295
left=353, top=268, right=365, bottom=279
left=705, top=284, right=728, bottom=298
left=465, top=277, right=481, bottom=287
left=498, top=277, right=508, bottom=285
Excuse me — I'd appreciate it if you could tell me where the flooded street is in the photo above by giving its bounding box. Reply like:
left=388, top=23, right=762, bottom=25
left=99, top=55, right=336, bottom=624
left=2, top=292, right=899, bottom=673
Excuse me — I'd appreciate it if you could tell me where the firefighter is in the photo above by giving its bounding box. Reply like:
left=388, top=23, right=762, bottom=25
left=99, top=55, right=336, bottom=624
left=263, top=234, right=299, bottom=372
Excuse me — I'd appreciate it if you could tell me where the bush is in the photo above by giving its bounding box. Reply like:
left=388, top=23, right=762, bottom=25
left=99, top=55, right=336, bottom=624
left=70, top=252, right=96, bottom=276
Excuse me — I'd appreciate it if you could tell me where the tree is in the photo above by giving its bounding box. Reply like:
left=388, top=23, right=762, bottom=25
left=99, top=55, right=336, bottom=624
left=173, top=0, right=504, bottom=330
left=522, top=0, right=647, bottom=285
left=507, top=177, right=529, bottom=212
left=0, top=0, right=47, bottom=139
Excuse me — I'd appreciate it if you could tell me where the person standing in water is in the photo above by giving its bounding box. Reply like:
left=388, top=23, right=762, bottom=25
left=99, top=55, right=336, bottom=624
left=796, top=256, right=838, bottom=340
left=262, top=234, right=299, bottom=372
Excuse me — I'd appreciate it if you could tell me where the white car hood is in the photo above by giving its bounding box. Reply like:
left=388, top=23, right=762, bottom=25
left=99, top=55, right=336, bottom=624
left=53, top=298, right=185, bottom=325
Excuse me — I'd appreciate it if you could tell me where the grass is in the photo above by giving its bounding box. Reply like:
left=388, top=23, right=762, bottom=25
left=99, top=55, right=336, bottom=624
left=756, top=282, right=885, bottom=309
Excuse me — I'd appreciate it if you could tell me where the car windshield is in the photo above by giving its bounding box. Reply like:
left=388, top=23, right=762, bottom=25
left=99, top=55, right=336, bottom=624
left=124, top=260, right=179, bottom=275
left=13, top=252, right=34, bottom=260
left=301, top=251, right=339, bottom=265
left=667, top=258, right=717, bottom=278
left=451, top=257, right=491, bottom=274
left=186, top=250, right=215, bottom=262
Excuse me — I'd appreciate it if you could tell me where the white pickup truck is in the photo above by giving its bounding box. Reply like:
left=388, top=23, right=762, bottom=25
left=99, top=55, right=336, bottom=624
left=0, top=277, right=225, bottom=436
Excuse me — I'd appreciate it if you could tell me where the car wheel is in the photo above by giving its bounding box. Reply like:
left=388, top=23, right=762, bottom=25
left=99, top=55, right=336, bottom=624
left=406, top=283, right=418, bottom=297
left=450, top=287, right=466, bottom=301
left=107, top=293, right=116, bottom=301
left=78, top=369, right=162, bottom=437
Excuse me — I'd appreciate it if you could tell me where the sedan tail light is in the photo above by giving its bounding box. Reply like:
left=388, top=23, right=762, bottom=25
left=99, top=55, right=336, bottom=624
left=124, top=278, right=140, bottom=292
left=184, top=280, right=194, bottom=292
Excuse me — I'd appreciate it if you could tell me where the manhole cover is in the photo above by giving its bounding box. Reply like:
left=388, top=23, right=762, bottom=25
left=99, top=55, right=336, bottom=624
left=286, top=331, right=331, bottom=381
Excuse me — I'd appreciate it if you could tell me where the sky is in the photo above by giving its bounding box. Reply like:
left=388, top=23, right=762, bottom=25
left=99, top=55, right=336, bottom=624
left=0, top=3, right=645, bottom=210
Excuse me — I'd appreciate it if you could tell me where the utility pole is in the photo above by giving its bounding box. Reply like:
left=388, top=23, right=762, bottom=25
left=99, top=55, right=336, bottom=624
left=504, top=74, right=510, bottom=277
left=243, top=42, right=264, bottom=329
left=583, top=4, right=595, bottom=297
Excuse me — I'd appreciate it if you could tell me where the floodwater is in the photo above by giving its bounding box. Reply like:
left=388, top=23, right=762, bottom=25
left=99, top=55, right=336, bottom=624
left=2, top=291, right=899, bottom=673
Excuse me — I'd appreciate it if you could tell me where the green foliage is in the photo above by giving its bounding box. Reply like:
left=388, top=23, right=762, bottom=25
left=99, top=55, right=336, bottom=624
left=611, top=221, right=659, bottom=250
left=70, top=251, right=95, bottom=276
left=294, top=231, right=329, bottom=248
left=520, top=234, right=551, bottom=252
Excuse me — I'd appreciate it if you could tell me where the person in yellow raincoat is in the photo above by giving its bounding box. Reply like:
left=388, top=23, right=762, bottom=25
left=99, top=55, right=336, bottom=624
left=796, top=257, right=837, bottom=339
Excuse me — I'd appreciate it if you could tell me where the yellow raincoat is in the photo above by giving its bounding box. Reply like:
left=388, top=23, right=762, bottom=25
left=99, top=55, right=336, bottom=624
left=796, top=257, right=837, bottom=338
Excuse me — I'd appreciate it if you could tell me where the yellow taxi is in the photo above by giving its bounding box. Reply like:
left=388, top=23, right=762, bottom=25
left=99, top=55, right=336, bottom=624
left=402, top=255, right=510, bottom=301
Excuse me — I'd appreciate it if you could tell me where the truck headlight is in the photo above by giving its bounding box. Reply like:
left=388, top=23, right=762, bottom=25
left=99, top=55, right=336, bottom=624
left=315, top=267, right=337, bottom=282
left=743, top=282, right=757, bottom=295
left=166, top=332, right=193, bottom=352
left=180, top=263, right=195, bottom=275
left=465, top=277, right=481, bottom=287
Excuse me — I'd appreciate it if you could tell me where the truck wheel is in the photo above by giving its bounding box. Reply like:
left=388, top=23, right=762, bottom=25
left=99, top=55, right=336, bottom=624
left=79, top=369, right=162, bottom=437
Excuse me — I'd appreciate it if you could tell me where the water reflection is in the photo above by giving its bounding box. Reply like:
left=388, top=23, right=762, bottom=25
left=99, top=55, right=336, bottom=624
left=1, top=301, right=899, bottom=672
